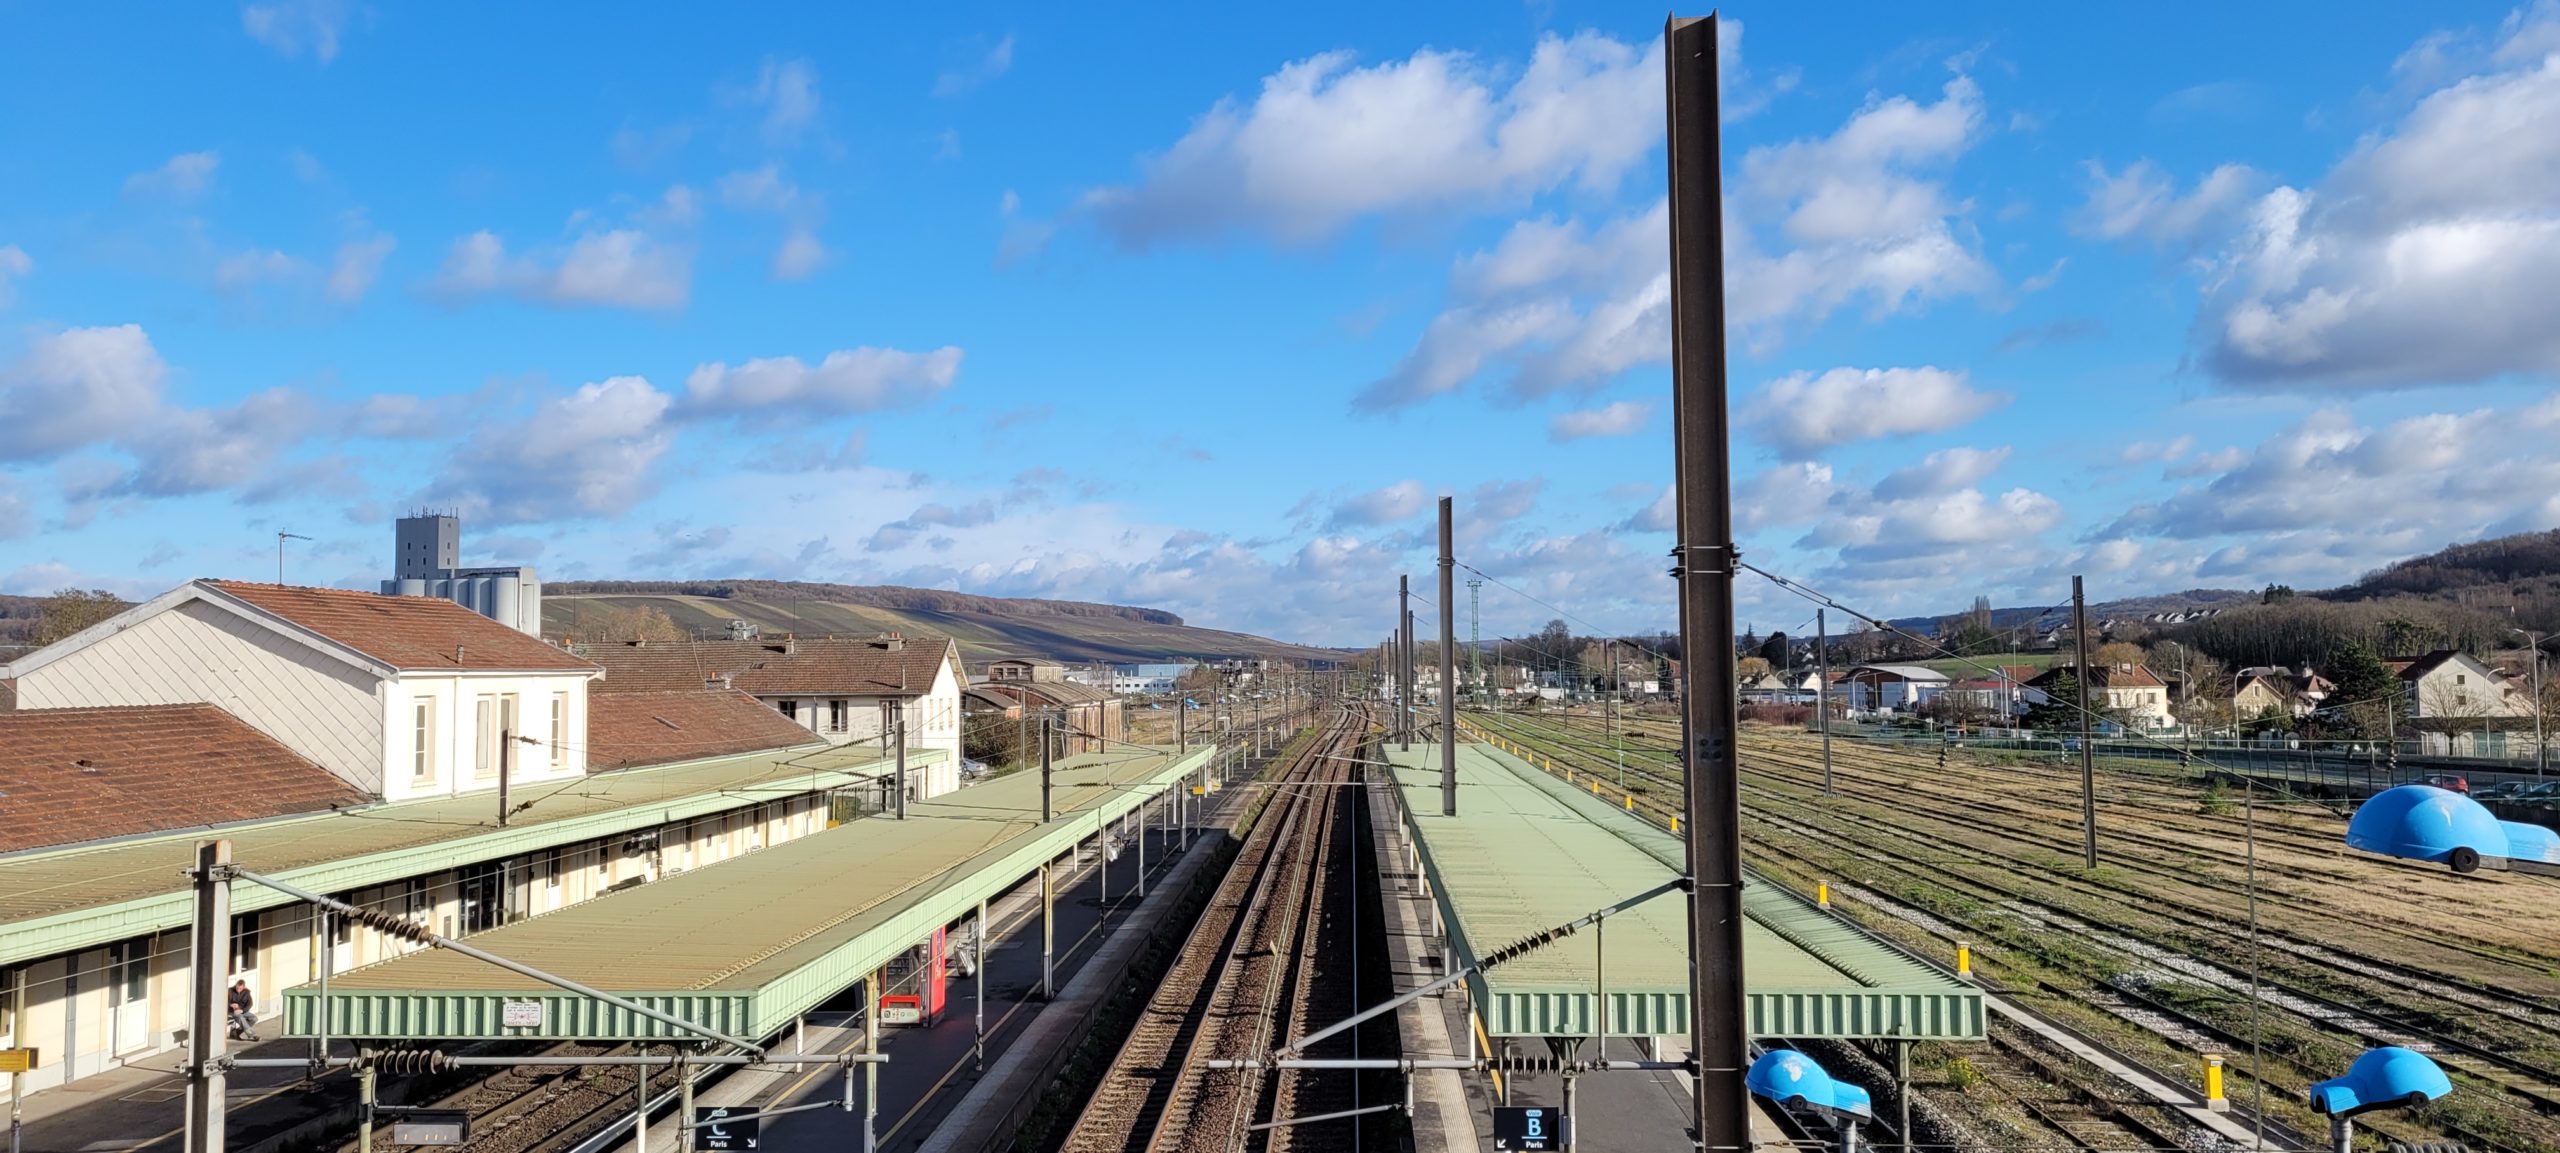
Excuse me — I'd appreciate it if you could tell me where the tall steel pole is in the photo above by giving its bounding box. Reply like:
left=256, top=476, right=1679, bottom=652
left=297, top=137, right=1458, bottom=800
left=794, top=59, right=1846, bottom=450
left=1439, top=496, right=1458, bottom=816
left=1664, top=15, right=1747, bottom=1151
left=2074, top=575, right=2098, bottom=869
left=1817, top=609, right=1834, bottom=796
left=1398, top=577, right=1413, bottom=750
left=183, top=840, right=232, bottom=1153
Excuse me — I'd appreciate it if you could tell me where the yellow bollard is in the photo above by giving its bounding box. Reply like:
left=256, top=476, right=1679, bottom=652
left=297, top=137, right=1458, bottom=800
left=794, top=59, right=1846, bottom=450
left=1817, top=881, right=1831, bottom=909
left=1956, top=941, right=1973, bottom=979
left=1670, top=816, right=1680, bottom=834
left=1590, top=780, right=1600, bottom=796
left=2204, top=1054, right=2228, bottom=1111
left=1624, top=794, right=1634, bottom=811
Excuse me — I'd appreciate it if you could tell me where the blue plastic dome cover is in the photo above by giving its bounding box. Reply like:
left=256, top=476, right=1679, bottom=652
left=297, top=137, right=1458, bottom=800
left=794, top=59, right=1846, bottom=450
left=2307, top=1046, right=2452, bottom=1116
left=2501, top=819, right=2560, bottom=865
left=2345, top=785, right=2507, bottom=862
left=1747, top=1049, right=1873, bottom=1120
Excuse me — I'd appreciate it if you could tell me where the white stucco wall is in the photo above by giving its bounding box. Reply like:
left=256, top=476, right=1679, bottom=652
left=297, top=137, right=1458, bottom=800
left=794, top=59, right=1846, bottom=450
left=378, top=671, right=592, bottom=802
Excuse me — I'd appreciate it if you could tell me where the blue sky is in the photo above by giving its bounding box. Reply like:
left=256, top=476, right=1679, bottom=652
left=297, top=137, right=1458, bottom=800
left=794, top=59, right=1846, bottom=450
left=3, top=2, right=2558, bottom=646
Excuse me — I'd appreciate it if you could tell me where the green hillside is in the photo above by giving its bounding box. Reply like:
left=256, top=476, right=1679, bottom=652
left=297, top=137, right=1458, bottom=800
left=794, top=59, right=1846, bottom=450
left=541, top=581, right=1342, bottom=666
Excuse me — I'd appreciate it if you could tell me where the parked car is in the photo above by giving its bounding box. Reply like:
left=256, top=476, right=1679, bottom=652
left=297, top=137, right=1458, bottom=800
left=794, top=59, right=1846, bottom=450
left=2503, top=782, right=2560, bottom=807
left=2475, top=780, right=2531, bottom=800
left=2420, top=773, right=2470, bottom=794
left=2059, top=738, right=2083, bottom=753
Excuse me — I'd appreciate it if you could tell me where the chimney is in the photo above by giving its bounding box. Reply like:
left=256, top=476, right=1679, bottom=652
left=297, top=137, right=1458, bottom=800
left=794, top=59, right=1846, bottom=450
left=883, top=632, right=904, bottom=652
left=705, top=673, right=732, bottom=691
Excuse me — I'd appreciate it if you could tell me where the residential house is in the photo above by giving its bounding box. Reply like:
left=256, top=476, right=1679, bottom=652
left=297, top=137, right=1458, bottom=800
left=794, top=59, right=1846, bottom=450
left=983, top=658, right=1065, bottom=684
left=1839, top=665, right=1951, bottom=712
left=2025, top=664, right=2174, bottom=730
left=2393, top=650, right=2529, bottom=721
left=3, top=579, right=599, bottom=801
left=583, top=634, right=969, bottom=796
left=2232, top=665, right=2334, bottom=719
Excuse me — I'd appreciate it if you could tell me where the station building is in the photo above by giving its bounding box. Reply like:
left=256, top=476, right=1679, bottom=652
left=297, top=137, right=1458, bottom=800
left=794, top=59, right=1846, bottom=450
left=0, top=580, right=927, bottom=1102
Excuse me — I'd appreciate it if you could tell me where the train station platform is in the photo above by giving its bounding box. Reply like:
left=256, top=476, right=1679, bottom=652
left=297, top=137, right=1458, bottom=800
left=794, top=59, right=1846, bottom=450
left=2, top=738, right=903, bottom=968
left=284, top=746, right=1219, bottom=1044
left=1380, top=741, right=1981, bottom=1042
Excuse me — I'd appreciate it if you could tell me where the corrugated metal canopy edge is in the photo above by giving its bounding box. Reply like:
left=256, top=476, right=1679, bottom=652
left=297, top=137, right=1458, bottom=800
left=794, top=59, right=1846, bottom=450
left=284, top=745, right=1219, bottom=1042
left=1385, top=741, right=1982, bottom=1040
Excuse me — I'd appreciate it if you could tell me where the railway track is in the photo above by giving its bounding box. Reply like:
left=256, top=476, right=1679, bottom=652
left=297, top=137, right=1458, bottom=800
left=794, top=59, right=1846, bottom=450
left=332, top=1040, right=660, bottom=1153
left=1468, top=707, right=2560, bottom=1151
left=1056, top=706, right=1371, bottom=1153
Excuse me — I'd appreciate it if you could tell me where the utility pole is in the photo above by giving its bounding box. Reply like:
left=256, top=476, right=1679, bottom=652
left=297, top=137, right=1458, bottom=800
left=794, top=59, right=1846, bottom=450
left=497, top=729, right=513, bottom=827
left=1664, top=15, right=1748, bottom=1152
left=1399, top=577, right=1413, bottom=752
left=894, top=720, right=908, bottom=820
left=184, top=840, right=232, bottom=1153
left=1439, top=497, right=1458, bottom=816
left=1608, top=636, right=1623, bottom=787
left=1039, top=718, right=1054, bottom=1000
left=1468, top=578, right=1485, bottom=707
left=1817, top=609, right=1833, bottom=796
left=2074, top=576, right=2098, bottom=870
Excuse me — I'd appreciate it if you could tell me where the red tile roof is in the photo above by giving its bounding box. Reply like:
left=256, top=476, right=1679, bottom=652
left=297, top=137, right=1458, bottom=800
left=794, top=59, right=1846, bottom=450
left=585, top=689, right=823, bottom=772
left=583, top=636, right=957, bottom=696
left=0, top=704, right=370, bottom=854
left=204, top=580, right=596, bottom=673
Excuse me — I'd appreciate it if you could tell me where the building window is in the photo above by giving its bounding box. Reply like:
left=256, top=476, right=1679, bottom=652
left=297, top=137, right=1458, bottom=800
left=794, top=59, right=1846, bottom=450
left=405, top=879, right=431, bottom=924
left=2456, top=673, right=2469, bottom=685
left=412, top=699, right=436, bottom=782
left=829, top=699, right=849, bottom=732
left=230, top=912, right=261, bottom=975
left=549, top=693, right=567, bottom=763
left=545, top=849, right=564, bottom=889
left=474, top=695, right=497, bottom=778
left=498, top=694, right=520, bottom=776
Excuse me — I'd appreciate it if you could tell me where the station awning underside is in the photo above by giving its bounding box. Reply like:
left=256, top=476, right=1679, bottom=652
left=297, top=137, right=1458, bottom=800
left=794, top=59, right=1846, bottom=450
left=1384, top=741, right=1982, bottom=1041
left=0, top=738, right=900, bottom=966
left=284, top=746, right=1218, bottom=1043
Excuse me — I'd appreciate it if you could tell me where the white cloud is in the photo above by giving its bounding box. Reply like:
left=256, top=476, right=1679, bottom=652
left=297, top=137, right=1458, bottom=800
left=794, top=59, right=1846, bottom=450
left=1364, top=60, right=1998, bottom=411
left=1328, top=480, right=1430, bottom=528
left=427, top=376, right=675, bottom=524
left=750, top=58, right=821, bottom=144
left=0, top=325, right=168, bottom=462
left=2184, top=6, right=2560, bottom=388
left=0, top=244, right=32, bottom=307
left=1548, top=400, right=1652, bottom=442
left=241, top=0, right=348, bottom=61
left=1083, top=31, right=1661, bottom=247
left=1735, top=461, right=1841, bottom=532
left=1738, top=366, right=2007, bottom=458
left=1874, top=445, right=2012, bottom=496
left=1466, top=478, right=1543, bottom=524
left=1809, top=486, right=2064, bottom=564
left=2072, top=160, right=2259, bottom=245
left=431, top=228, right=690, bottom=311
left=0, top=478, right=29, bottom=540
left=327, top=232, right=396, bottom=302
left=215, top=247, right=310, bottom=292
left=125, top=151, right=219, bottom=198
left=868, top=499, right=1000, bottom=551
left=110, top=387, right=311, bottom=497
left=2081, top=398, right=2560, bottom=589
left=934, top=35, right=1016, bottom=98
left=719, top=166, right=827, bottom=280
left=681, top=346, right=963, bottom=418
left=773, top=230, right=826, bottom=280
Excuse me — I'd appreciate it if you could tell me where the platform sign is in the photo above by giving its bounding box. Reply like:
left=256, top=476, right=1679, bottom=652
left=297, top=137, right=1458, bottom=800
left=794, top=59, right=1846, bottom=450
left=0, top=1047, right=37, bottom=1073
left=500, top=1000, right=544, bottom=1028
left=388, top=1110, right=470, bottom=1145
left=1492, top=1106, right=1566, bottom=1150
left=696, top=1107, right=760, bottom=1150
